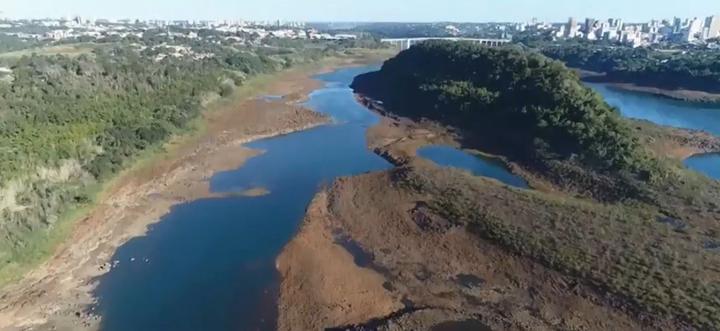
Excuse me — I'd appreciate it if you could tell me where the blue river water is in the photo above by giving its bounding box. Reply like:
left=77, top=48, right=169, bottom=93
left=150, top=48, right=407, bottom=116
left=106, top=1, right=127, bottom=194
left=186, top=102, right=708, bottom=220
left=588, top=83, right=720, bottom=179
left=417, top=145, right=529, bottom=189
left=92, top=65, right=391, bottom=331
left=684, top=153, right=720, bottom=179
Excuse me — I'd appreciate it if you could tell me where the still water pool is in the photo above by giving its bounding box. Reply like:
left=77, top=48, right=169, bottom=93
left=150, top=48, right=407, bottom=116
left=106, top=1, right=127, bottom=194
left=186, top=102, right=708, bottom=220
left=417, top=145, right=529, bottom=189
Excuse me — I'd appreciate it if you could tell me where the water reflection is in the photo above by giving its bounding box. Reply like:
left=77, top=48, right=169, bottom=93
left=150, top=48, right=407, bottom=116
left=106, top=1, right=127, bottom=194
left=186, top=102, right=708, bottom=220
left=418, top=145, right=529, bottom=189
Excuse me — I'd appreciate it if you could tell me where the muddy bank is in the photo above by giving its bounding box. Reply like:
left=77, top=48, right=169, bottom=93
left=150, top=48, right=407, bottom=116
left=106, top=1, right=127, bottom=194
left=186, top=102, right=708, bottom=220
left=575, top=70, right=720, bottom=104
left=0, top=56, right=376, bottom=331
left=630, top=119, right=720, bottom=159
left=276, top=192, right=402, bottom=331
left=604, top=83, right=720, bottom=104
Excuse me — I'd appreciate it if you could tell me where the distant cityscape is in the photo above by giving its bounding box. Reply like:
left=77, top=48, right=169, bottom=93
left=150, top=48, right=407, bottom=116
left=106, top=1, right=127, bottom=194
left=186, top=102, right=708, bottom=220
left=519, top=15, right=720, bottom=47
left=0, top=17, right=358, bottom=44
left=1, top=14, right=720, bottom=48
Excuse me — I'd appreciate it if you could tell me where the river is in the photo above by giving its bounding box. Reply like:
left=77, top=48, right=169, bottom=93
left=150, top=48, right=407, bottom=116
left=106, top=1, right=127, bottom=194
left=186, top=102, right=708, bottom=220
left=589, top=83, right=720, bottom=179
left=91, top=66, right=720, bottom=331
left=92, top=65, right=391, bottom=331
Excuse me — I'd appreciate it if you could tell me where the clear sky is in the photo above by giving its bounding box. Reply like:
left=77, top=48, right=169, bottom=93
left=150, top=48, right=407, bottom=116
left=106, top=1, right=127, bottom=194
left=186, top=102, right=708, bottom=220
left=3, top=0, right=720, bottom=22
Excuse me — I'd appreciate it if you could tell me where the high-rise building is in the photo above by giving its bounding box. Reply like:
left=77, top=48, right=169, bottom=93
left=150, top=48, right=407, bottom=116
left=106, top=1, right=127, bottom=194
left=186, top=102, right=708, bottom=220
left=566, top=17, right=578, bottom=37
left=684, top=17, right=704, bottom=42
left=673, top=17, right=683, bottom=33
left=705, top=15, right=720, bottom=39
left=608, top=18, right=623, bottom=30
left=584, top=18, right=596, bottom=33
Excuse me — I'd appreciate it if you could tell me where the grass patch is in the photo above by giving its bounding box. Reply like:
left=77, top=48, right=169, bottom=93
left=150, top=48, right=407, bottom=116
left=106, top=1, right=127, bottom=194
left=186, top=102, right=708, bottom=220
left=397, top=164, right=720, bottom=329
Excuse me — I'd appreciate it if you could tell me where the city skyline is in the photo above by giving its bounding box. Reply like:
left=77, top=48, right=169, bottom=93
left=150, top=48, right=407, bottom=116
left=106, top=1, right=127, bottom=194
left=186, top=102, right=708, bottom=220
left=3, top=0, right=720, bottom=23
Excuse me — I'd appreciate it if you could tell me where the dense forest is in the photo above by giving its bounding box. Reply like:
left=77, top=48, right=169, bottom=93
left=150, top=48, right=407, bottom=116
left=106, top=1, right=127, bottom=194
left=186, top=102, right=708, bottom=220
left=352, top=40, right=655, bottom=176
left=0, top=38, right=352, bottom=279
left=539, top=43, right=720, bottom=92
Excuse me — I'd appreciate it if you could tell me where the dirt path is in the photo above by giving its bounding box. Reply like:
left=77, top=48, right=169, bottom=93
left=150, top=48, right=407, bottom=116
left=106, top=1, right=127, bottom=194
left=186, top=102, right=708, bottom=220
left=0, top=57, right=374, bottom=331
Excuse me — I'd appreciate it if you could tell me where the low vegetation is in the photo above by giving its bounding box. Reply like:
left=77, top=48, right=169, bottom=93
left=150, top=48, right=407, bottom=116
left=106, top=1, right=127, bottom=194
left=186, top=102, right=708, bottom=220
left=395, top=164, right=720, bottom=330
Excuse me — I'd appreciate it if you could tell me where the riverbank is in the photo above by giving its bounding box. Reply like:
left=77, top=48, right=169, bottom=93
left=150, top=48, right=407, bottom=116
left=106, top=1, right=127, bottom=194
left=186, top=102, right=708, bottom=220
left=575, top=69, right=720, bottom=104
left=0, top=52, right=388, bottom=331
left=605, top=83, right=720, bottom=104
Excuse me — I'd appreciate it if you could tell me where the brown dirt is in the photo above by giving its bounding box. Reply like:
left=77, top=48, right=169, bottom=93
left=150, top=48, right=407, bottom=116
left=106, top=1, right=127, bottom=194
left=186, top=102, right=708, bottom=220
left=276, top=192, right=403, bottom=331
left=278, top=169, right=665, bottom=330
left=629, top=119, right=720, bottom=160
left=0, top=56, right=377, bottom=331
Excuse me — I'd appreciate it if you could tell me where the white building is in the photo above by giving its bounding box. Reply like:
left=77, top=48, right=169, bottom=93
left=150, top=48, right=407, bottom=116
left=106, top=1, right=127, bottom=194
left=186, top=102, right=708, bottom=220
left=683, top=17, right=705, bottom=42
left=565, top=17, right=579, bottom=38
left=706, top=15, right=720, bottom=39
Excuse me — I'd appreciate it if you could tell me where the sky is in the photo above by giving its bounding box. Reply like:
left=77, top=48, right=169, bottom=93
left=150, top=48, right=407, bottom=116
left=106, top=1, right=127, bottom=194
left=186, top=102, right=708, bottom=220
left=3, top=0, right=720, bottom=23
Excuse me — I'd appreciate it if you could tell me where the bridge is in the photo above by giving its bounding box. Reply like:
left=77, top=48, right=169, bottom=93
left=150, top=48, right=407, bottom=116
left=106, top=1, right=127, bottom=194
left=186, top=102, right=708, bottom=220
left=381, top=37, right=512, bottom=50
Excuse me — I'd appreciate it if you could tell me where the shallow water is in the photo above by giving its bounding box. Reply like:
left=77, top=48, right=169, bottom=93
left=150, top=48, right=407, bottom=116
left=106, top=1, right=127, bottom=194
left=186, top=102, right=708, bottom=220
left=589, top=83, right=720, bottom=180
left=684, top=153, right=720, bottom=180
left=93, top=65, right=390, bottom=331
left=417, top=145, right=529, bottom=188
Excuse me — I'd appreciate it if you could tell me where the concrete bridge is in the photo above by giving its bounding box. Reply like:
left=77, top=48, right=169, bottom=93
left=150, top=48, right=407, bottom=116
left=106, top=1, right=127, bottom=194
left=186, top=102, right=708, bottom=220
left=381, top=37, right=512, bottom=50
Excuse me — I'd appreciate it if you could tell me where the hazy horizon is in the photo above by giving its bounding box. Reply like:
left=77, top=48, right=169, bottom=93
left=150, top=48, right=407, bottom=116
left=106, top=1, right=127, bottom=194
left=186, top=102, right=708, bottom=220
left=3, top=0, right=720, bottom=23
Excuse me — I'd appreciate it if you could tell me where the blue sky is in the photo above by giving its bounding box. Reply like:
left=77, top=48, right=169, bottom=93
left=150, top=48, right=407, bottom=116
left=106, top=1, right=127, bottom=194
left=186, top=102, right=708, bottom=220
left=3, top=0, right=720, bottom=22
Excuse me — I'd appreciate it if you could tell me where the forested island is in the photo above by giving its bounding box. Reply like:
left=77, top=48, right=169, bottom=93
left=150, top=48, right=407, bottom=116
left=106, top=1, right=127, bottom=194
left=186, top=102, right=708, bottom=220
left=353, top=41, right=651, bottom=173
left=352, top=40, right=669, bottom=202
left=346, top=40, right=720, bottom=330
